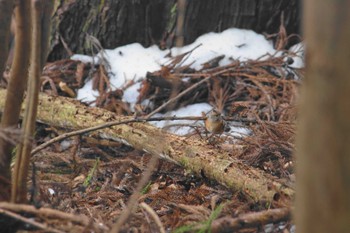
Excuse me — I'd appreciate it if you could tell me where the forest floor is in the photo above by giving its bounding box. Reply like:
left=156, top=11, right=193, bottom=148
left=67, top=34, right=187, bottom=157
left=1, top=37, right=302, bottom=233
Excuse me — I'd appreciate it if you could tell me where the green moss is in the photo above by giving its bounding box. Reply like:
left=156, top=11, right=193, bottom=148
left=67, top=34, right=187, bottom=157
left=83, top=157, right=100, bottom=187
left=141, top=181, right=152, bottom=194
left=178, top=156, right=190, bottom=166
left=172, top=224, right=195, bottom=233
left=172, top=204, right=225, bottom=233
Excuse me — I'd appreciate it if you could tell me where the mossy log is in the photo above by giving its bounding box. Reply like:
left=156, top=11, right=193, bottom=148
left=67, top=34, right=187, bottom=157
left=0, top=89, right=294, bottom=203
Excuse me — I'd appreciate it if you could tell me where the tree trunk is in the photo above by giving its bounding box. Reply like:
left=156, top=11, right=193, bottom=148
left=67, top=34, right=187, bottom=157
left=296, top=1, right=350, bottom=232
left=0, top=0, right=32, bottom=202
left=48, top=0, right=300, bottom=60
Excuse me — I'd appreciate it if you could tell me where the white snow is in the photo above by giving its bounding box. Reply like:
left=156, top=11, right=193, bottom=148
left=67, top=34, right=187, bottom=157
left=71, top=28, right=302, bottom=136
left=123, top=82, right=142, bottom=106
left=48, top=188, right=55, bottom=195
left=76, top=79, right=99, bottom=103
left=288, top=42, right=304, bottom=68
left=170, top=28, right=276, bottom=69
left=151, top=103, right=212, bottom=135
left=71, top=54, right=98, bottom=64
left=104, top=43, right=168, bottom=89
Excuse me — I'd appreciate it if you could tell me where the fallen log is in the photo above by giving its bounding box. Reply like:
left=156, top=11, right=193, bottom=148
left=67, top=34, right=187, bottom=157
left=0, top=88, right=294, bottom=203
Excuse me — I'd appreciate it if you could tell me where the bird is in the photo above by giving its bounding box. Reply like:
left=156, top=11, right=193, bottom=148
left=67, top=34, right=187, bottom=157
left=204, top=109, right=225, bottom=135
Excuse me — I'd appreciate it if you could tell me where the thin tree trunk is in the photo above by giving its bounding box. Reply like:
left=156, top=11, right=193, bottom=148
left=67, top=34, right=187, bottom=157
left=0, top=0, right=31, bottom=202
left=11, top=0, right=54, bottom=204
left=296, top=1, right=350, bottom=232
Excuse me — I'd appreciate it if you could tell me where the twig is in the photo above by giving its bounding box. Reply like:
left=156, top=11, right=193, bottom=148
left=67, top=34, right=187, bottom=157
left=31, top=116, right=203, bottom=155
left=146, top=67, right=234, bottom=117
left=210, top=208, right=292, bottom=233
left=140, top=202, right=166, bottom=233
left=146, top=76, right=211, bottom=117
left=0, top=202, right=105, bottom=231
left=110, top=154, right=159, bottom=233
left=0, top=207, right=64, bottom=233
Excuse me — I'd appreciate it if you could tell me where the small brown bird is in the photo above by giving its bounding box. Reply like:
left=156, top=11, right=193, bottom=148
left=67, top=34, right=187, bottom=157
left=204, top=109, right=225, bottom=134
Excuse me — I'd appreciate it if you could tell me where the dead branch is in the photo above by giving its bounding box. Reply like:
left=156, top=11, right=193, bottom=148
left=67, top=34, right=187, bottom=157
left=140, top=202, right=166, bottom=233
left=210, top=207, right=291, bottom=233
left=0, top=89, right=294, bottom=203
left=146, top=75, right=211, bottom=117
left=0, top=207, right=65, bottom=233
left=0, top=202, right=106, bottom=231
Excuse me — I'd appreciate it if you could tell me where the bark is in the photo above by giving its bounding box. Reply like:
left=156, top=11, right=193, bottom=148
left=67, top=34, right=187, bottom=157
left=0, top=88, right=294, bottom=203
left=0, top=0, right=31, bottom=202
left=12, top=0, right=54, bottom=203
left=296, top=1, right=350, bottom=232
left=48, top=0, right=300, bottom=61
